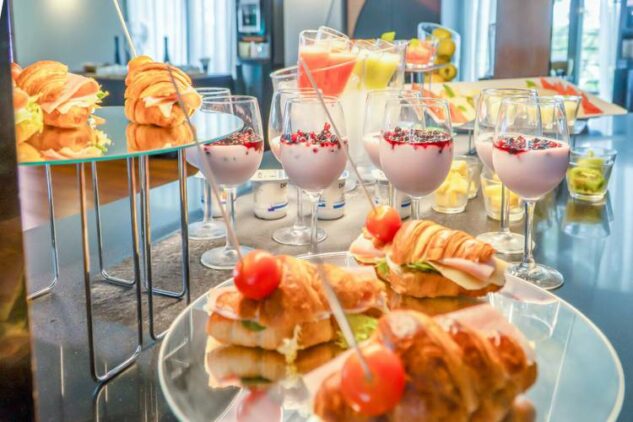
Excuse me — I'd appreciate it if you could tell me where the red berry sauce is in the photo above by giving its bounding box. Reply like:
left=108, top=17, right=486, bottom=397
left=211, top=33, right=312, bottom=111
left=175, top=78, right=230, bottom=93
left=494, top=135, right=562, bottom=155
left=210, top=128, right=263, bottom=152
left=383, top=127, right=452, bottom=152
left=280, top=123, right=343, bottom=150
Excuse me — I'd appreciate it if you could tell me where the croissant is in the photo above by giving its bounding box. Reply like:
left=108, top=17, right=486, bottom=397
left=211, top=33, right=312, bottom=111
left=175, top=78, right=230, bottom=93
left=16, top=60, right=104, bottom=128
left=126, top=123, right=193, bottom=152
left=206, top=256, right=386, bottom=359
left=383, top=220, right=506, bottom=298
left=314, top=309, right=537, bottom=422
left=124, top=56, right=201, bottom=127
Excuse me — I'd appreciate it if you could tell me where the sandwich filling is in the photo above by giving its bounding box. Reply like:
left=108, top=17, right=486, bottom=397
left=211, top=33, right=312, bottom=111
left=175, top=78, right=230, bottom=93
left=40, top=74, right=106, bottom=114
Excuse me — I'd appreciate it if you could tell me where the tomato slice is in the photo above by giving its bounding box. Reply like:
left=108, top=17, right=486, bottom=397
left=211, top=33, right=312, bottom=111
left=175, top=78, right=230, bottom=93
left=233, top=250, right=282, bottom=300
left=237, top=389, right=282, bottom=422
left=341, top=343, right=406, bottom=416
left=365, top=205, right=402, bottom=244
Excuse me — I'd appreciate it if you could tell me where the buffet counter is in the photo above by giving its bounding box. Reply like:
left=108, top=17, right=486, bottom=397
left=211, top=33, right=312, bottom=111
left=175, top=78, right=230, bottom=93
left=25, top=114, right=632, bottom=421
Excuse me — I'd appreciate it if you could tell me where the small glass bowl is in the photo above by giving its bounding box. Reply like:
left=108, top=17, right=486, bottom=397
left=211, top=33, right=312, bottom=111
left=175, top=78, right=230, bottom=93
left=480, top=168, right=524, bottom=222
left=566, top=147, right=616, bottom=203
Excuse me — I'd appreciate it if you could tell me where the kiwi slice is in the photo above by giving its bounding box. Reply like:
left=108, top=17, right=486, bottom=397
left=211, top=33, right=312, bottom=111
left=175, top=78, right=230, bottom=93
left=577, top=157, right=604, bottom=170
left=568, top=167, right=605, bottom=194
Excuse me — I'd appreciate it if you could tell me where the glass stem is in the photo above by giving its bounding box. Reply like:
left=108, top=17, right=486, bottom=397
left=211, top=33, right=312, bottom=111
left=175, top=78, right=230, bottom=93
left=500, top=184, right=510, bottom=233
left=293, top=186, right=306, bottom=230
left=309, top=194, right=321, bottom=255
left=412, top=197, right=421, bottom=220
left=388, top=183, right=395, bottom=208
left=520, top=201, right=536, bottom=271
left=223, top=187, right=237, bottom=251
left=202, top=179, right=212, bottom=224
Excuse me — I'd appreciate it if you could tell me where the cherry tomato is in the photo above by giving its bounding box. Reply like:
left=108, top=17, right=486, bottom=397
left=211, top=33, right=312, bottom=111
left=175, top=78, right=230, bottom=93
left=237, top=389, right=282, bottom=422
left=365, top=205, right=402, bottom=243
left=341, top=343, right=406, bottom=416
left=233, top=250, right=282, bottom=300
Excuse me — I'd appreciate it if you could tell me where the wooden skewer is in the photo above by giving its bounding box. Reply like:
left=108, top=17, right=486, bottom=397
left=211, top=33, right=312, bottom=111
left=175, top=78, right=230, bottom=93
left=112, top=0, right=138, bottom=58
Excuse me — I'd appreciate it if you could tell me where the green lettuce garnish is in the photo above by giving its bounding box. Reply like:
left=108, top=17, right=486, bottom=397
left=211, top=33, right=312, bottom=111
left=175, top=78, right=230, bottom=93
left=526, top=80, right=537, bottom=88
left=15, top=96, right=43, bottom=128
left=404, top=261, right=440, bottom=274
left=93, top=130, right=112, bottom=153
left=375, top=260, right=389, bottom=279
left=334, top=314, right=378, bottom=349
left=241, top=320, right=266, bottom=332
left=96, top=90, right=109, bottom=101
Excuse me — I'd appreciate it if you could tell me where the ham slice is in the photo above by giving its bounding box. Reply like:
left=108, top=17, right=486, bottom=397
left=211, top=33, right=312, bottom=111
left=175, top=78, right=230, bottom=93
left=349, top=234, right=385, bottom=263
left=143, top=96, right=175, bottom=118
left=40, top=73, right=99, bottom=114
left=437, top=257, right=496, bottom=281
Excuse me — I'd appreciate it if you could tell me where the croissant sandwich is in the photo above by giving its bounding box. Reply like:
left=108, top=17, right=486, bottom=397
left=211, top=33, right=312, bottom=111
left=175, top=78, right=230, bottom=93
left=126, top=123, right=193, bottom=152
left=124, top=56, right=202, bottom=127
left=205, top=342, right=342, bottom=388
left=314, top=308, right=537, bottom=422
left=379, top=220, right=506, bottom=298
left=11, top=63, right=43, bottom=144
left=16, top=60, right=106, bottom=128
left=27, top=125, right=111, bottom=161
left=206, top=256, right=387, bottom=361
left=349, top=229, right=391, bottom=265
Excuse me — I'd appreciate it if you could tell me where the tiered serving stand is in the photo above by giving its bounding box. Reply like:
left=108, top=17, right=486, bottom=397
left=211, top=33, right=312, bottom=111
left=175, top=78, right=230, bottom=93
left=20, top=106, right=243, bottom=383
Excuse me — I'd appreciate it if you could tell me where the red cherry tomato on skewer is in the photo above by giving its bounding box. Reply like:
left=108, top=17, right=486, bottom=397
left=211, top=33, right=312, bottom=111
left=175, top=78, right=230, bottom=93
left=341, top=343, right=406, bottom=416
left=365, top=205, right=402, bottom=244
left=233, top=250, right=282, bottom=300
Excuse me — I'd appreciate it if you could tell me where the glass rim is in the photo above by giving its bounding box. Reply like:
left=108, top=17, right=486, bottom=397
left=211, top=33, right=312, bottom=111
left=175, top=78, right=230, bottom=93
left=298, top=53, right=358, bottom=73
left=500, top=95, right=565, bottom=106
left=384, top=96, right=449, bottom=107
left=196, top=87, right=231, bottom=93
left=270, top=66, right=298, bottom=79
left=285, top=95, right=340, bottom=105
left=201, top=94, right=259, bottom=105
left=481, top=88, right=537, bottom=96
left=276, top=87, right=320, bottom=95
left=570, top=146, right=618, bottom=157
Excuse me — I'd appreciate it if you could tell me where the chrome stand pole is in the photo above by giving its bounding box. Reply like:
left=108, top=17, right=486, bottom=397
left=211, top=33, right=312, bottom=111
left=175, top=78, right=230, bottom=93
left=92, top=161, right=134, bottom=287
left=139, top=155, right=189, bottom=341
left=78, top=161, right=142, bottom=383
left=28, top=164, right=60, bottom=300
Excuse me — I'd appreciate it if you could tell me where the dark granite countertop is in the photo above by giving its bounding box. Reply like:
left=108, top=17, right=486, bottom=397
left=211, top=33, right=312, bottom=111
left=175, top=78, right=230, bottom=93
left=25, top=114, right=633, bottom=421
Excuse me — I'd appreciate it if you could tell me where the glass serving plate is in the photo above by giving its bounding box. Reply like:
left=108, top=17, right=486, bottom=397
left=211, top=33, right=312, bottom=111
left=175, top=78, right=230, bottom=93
left=17, top=106, right=244, bottom=167
left=158, top=252, right=624, bottom=422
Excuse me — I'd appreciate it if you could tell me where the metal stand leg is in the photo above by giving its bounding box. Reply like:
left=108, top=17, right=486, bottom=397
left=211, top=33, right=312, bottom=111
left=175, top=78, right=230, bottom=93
left=139, top=155, right=190, bottom=341
left=28, top=164, right=60, bottom=300
left=79, top=161, right=143, bottom=383
left=92, top=161, right=134, bottom=287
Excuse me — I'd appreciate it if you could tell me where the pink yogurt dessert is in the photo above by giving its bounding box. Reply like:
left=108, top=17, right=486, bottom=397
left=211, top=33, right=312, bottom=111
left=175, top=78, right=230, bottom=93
left=280, top=123, right=347, bottom=193
left=492, top=135, right=570, bottom=201
left=475, top=134, right=495, bottom=171
left=379, top=127, right=454, bottom=197
left=362, top=131, right=382, bottom=169
left=189, top=129, right=264, bottom=187
left=269, top=135, right=281, bottom=162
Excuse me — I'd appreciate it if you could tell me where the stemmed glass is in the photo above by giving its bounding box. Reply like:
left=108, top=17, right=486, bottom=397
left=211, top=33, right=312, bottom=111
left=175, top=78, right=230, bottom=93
left=380, top=97, right=454, bottom=219
left=493, top=96, right=570, bottom=290
left=268, top=88, right=326, bottom=245
left=362, top=89, right=421, bottom=205
left=279, top=96, right=347, bottom=248
left=474, top=88, right=536, bottom=254
left=188, top=87, right=231, bottom=240
left=187, top=95, right=264, bottom=269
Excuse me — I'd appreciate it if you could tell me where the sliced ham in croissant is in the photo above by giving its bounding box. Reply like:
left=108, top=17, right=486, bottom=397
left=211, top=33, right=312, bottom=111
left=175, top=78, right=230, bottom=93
left=16, top=60, right=105, bottom=128
left=383, top=220, right=506, bottom=298
left=206, top=256, right=387, bottom=361
left=313, top=308, right=537, bottom=422
left=124, top=56, right=201, bottom=127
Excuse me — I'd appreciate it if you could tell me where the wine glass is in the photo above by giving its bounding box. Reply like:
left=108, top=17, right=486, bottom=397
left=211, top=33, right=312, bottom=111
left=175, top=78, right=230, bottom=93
left=474, top=88, right=536, bottom=254
left=279, top=96, right=347, bottom=249
left=187, top=95, right=264, bottom=269
left=363, top=89, right=420, bottom=206
left=380, top=97, right=454, bottom=219
left=268, top=88, right=326, bottom=245
left=493, top=96, right=570, bottom=290
left=188, top=87, right=231, bottom=241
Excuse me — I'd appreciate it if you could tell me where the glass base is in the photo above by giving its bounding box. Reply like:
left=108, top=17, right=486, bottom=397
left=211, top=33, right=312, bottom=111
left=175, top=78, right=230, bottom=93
left=188, top=220, right=226, bottom=241
left=506, top=263, right=564, bottom=290
left=476, top=231, right=525, bottom=255
left=272, top=225, right=326, bottom=246
left=432, top=204, right=467, bottom=214
left=569, top=190, right=607, bottom=204
left=201, top=245, right=254, bottom=270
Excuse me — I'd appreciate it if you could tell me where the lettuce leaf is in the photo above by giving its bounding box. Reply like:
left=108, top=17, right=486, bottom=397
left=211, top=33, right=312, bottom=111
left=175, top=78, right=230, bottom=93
left=404, top=261, right=440, bottom=274
left=15, top=96, right=43, bottom=127
left=375, top=260, right=389, bottom=279
left=241, top=320, right=266, bottom=332
left=334, top=314, right=378, bottom=349
left=97, top=90, right=109, bottom=101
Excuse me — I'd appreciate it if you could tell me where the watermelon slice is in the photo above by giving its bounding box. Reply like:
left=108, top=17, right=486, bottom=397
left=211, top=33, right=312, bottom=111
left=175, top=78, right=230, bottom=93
left=540, top=77, right=559, bottom=91
left=581, top=93, right=602, bottom=115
